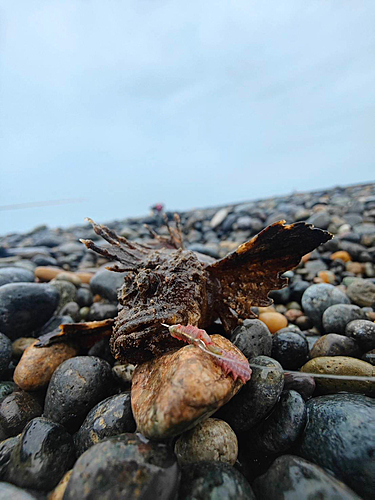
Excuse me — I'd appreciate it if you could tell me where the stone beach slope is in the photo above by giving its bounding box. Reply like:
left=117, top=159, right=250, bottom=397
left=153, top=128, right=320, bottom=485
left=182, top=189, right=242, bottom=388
left=0, top=181, right=374, bottom=499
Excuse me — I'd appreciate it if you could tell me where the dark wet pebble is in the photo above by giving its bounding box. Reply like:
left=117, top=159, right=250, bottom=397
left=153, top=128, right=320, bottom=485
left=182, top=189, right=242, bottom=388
left=301, top=283, right=350, bottom=330
left=248, top=390, right=306, bottom=455
left=0, top=267, right=35, bottom=287
left=322, top=304, right=366, bottom=334
left=298, top=393, right=375, bottom=500
left=271, top=330, right=309, bottom=370
left=310, top=333, right=361, bottom=358
left=90, top=269, right=126, bottom=302
left=0, top=434, right=20, bottom=476
left=0, top=335, right=12, bottom=374
left=37, top=315, right=73, bottom=336
left=346, top=279, right=375, bottom=307
left=218, top=356, right=284, bottom=432
left=59, top=301, right=81, bottom=321
left=76, top=286, right=93, bottom=307
left=179, top=461, right=255, bottom=500
left=74, top=393, right=136, bottom=455
left=252, top=455, right=362, bottom=500
left=283, top=372, right=315, bottom=400
left=64, top=433, right=179, bottom=500
left=87, top=339, right=115, bottom=365
left=230, top=319, right=272, bottom=359
left=31, top=254, right=58, bottom=267
left=2, top=417, right=75, bottom=491
left=268, top=286, right=290, bottom=304
left=345, top=319, right=375, bottom=351
left=44, top=356, right=114, bottom=431
left=289, top=280, right=310, bottom=303
left=0, top=382, right=17, bottom=403
left=0, top=283, right=59, bottom=339
left=87, top=302, right=118, bottom=321
left=0, top=482, right=38, bottom=500
left=0, top=391, right=42, bottom=439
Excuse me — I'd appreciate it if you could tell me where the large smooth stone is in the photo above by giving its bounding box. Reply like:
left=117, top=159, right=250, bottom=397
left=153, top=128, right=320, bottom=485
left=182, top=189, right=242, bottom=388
left=14, top=341, right=78, bottom=391
left=174, top=418, right=238, bottom=466
left=218, top=356, right=284, bottom=433
left=346, top=279, right=375, bottom=307
left=64, top=433, right=179, bottom=500
left=74, top=393, right=136, bottom=455
left=252, top=455, right=362, bottom=500
left=299, top=393, right=375, bottom=500
left=310, top=333, right=361, bottom=358
left=131, top=335, right=246, bottom=439
left=90, top=269, right=127, bottom=302
left=44, top=356, right=114, bottom=431
left=178, top=461, right=255, bottom=500
left=0, top=283, right=60, bottom=339
left=3, top=417, right=75, bottom=491
left=0, top=482, right=38, bottom=500
left=301, top=356, right=375, bottom=395
left=230, top=319, right=272, bottom=359
left=301, top=284, right=350, bottom=330
left=0, top=391, right=42, bottom=439
left=345, top=319, right=375, bottom=352
left=0, top=267, right=34, bottom=287
left=322, top=304, right=366, bottom=334
left=271, top=331, right=309, bottom=370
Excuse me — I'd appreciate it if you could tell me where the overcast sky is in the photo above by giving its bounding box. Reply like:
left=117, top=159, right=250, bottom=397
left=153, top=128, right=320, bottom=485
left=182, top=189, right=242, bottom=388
left=1, top=1, right=374, bottom=235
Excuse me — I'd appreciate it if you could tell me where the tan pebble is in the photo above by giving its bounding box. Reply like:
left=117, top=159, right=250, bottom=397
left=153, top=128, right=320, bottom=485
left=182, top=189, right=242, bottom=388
left=131, top=335, right=246, bottom=440
left=75, top=271, right=94, bottom=284
left=34, top=266, right=63, bottom=282
left=301, top=356, right=375, bottom=396
left=330, top=251, right=352, bottom=262
left=317, top=270, right=336, bottom=284
left=55, top=272, right=82, bottom=287
left=174, top=418, right=238, bottom=466
left=48, top=470, right=72, bottom=500
left=259, top=312, right=288, bottom=334
left=12, top=338, right=35, bottom=359
left=313, top=277, right=324, bottom=284
left=301, top=252, right=311, bottom=263
left=258, top=306, right=276, bottom=314
left=346, top=262, right=364, bottom=275
left=112, top=363, right=136, bottom=385
left=284, top=309, right=303, bottom=323
left=14, top=341, right=78, bottom=391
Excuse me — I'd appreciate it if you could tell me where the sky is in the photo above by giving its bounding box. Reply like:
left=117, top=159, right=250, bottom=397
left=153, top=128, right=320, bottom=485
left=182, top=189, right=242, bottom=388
left=1, top=0, right=374, bottom=235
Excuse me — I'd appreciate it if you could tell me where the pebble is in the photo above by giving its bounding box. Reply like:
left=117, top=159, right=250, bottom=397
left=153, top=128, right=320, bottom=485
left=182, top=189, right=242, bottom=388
left=90, top=268, right=126, bottom=302
left=64, top=433, right=180, bottom=500
left=345, top=319, right=375, bottom=351
left=44, top=356, right=114, bottom=431
left=230, top=319, right=272, bottom=359
left=74, top=392, right=136, bottom=455
left=174, top=418, right=238, bottom=466
left=34, top=266, right=63, bottom=281
left=11, top=338, right=35, bottom=359
left=0, top=391, right=42, bottom=439
left=0, top=283, right=60, bottom=340
left=112, top=363, right=135, bottom=386
left=179, top=461, right=255, bottom=500
left=131, top=335, right=245, bottom=439
left=299, top=393, right=375, bottom=499
left=346, top=278, right=375, bottom=307
left=253, top=455, right=362, bottom=500
left=331, top=250, right=352, bottom=262
left=362, top=349, right=375, bottom=365
left=0, top=482, right=38, bottom=500
left=0, top=381, right=17, bottom=402
left=249, top=390, right=306, bottom=454
left=289, top=280, right=310, bottom=302
left=59, top=301, right=81, bottom=321
left=258, top=312, right=288, bottom=333
left=271, top=330, right=309, bottom=369
left=0, top=333, right=12, bottom=374
left=48, top=470, right=72, bottom=500
left=300, top=356, right=375, bottom=396
left=76, top=286, right=93, bottom=307
left=3, top=417, right=75, bottom=491
left=0, top=267, right=35, bottom=287
left=49, top=279, right=77, bottom=312
left=55, top=271, right=82, bottom=287
left=14, top=341, right=78, bottom=391
left=283, top=372, right=316, bottom=400
left=218, top=356, right=284, bottom=432
left=322, top=303, right=366, bottom=334
left=87, top=302, right=118, bottom=321
left=310, top=333, right=361, bottom=358
left=284, top=308, right=303, bottom=322
left=301, top=283, right=350, bottom=330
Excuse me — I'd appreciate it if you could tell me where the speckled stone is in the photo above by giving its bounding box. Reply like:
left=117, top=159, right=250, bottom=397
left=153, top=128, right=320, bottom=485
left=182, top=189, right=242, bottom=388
left=64, top=433, right=179, bottom=500
left=271, top=330, right=309, bottom=370
left=310, top=333, right=361, bottom=358
left=253, top=455, right=362, bottom=500
left=299, top=393, right=375, bottom=500
left=345, top=319, right=375, bottom=351
left=49, top=279, right=77, bottom=312
left=322, top=304, right=366, bottom=334
left=174, top=418, right=238, bottom=466
left=230, top=319, right=272, bottom=359
left=74, top=393, right=136, bottom=455
left=301, top=284, right=350, bottom=330
left=301, top=356, right=375, bottom=395
left=178, top=461, right=255, bottom=500
left=14, top=341, right=78, bottom=391
left=218, top=356, right=284, bottom=432
left=131, top=335, right=246, bottom=440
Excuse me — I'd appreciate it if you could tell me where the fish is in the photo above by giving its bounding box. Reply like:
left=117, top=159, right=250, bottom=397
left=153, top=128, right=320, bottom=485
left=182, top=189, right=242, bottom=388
left=37, top=215, right=332, bottom=366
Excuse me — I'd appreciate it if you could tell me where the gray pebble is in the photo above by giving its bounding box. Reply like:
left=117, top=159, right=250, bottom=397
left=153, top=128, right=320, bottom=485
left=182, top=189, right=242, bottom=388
left=230, top=319, right=272, bottom=359
left=346, top=279, right=375, bottom=307
left=301, top=284, right=350, bottom=330
left=310, top=333, right=361, bottom=358
left=322, top=304, right=366, bottom=334
left=345, top=319, right=375, bottom=351
left=90, top=268, right=126, bottom=302
left=0, top=267, right=34, bottom=287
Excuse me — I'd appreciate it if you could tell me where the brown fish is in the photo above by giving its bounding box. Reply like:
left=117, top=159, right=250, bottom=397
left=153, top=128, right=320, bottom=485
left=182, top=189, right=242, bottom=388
left=37, top=215, right=332, bottom=365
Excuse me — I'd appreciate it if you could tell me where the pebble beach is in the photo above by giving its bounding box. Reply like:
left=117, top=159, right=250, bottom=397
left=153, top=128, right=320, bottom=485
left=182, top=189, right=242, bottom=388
left=0, top=181, right=374, bottom=500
